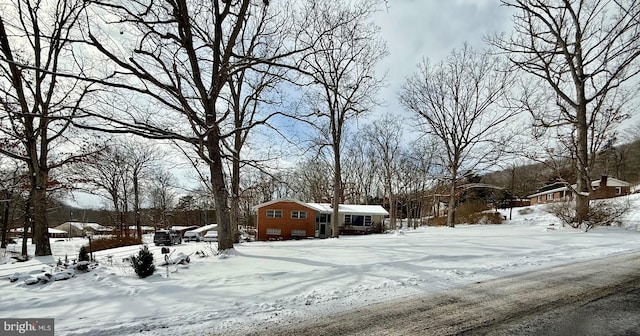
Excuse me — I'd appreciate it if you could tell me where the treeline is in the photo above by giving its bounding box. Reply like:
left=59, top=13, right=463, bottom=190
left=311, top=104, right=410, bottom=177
left=483, top=136, right=640, bottom=197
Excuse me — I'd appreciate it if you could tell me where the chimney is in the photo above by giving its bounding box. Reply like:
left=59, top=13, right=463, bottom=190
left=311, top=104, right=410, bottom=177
left=600, top=175, right=608, bottom=187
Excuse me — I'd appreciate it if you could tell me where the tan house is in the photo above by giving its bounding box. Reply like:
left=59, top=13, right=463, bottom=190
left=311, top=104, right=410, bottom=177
left=528, top=176, right=631, bottom=205
left=54, top=222, right=112, bottom=237
left=253, top=199, right=389, bottom=241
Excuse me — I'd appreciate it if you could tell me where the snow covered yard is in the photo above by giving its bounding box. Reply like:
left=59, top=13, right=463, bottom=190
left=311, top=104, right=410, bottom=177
left=1, top=196, right=640, bottom=336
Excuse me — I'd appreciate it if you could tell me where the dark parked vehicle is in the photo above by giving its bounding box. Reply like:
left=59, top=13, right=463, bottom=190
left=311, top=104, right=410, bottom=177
left=153, top=230, right=181, bottom=246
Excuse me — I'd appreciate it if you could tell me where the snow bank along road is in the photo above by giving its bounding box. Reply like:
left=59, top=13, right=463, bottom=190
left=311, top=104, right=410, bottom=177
left=230, top=251, right=640, bottom=336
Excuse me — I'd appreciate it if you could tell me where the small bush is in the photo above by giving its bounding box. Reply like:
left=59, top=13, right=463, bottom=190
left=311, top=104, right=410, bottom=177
left=426, top=216, right=448, bottom=226
left=454, top=201, right=503, bottom=225
left=131, top=245, right=155, bottom=278
left=77, top=246, right=90, bottom=271
left=78, top=246, right=90, bottom=262
left=456, top=201, right=494, bottom=224
left=427, top=205, right=504, bottom=226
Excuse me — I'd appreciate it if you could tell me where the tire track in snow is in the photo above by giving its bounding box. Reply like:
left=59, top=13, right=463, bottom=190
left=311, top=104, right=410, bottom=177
left=230, top=251, right=640, bottom=336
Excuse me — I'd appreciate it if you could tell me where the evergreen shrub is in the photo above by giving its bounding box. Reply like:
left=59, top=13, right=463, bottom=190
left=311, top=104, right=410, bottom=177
left=76, top=246, right=90, bottom=271
left=131, top=245, right=156, bottom=278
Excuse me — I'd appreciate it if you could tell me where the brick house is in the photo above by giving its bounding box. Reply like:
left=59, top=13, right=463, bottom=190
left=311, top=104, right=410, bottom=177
left=528, top=176, right=632, bottom=205
left=253, top=199, right=389, bottom=241
left=590, top=176, right=632, bottom=199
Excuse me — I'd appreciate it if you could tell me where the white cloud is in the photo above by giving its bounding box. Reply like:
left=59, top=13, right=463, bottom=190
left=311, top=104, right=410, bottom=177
left=370, top=0, right=512, bottom=125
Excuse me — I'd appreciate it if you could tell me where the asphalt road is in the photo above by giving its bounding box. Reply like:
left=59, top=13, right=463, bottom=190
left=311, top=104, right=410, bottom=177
left=229, top=251, right=640, bottom=336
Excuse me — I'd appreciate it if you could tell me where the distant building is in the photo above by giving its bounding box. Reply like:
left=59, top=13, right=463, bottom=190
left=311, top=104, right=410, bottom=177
left=528, top=176, right=631, bottom=205
left=54, top=222, right=111, bottom=237
left=125, top=225, right=156, bottom=236
left=9, top=227, right=68, bottom=239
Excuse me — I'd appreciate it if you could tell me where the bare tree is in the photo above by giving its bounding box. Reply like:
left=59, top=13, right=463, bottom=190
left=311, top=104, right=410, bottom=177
left=0, top=0, right=96, bottom=255
left=400, top=44, right=516, bottom=227
left=301, top=0, right=387, bottom=237
left=118, top=139, right=159, bottom=238
left=80, top=0, right=309, bottom=251
left=364, top=114, right=403, bottom=230
left=76, top=138, right=159, bottom=235
left=291, top=157, right=333, bottom=202
left=342, top=133, right=379, bottom=204
left=399, top=137, right=441, bottom=227
left=77, top=145, right=129, bottom=234
left=148, top=168, right=178, bottom=229
left=225, top=7, right=295, bottom=242
left=490, top=0, right=640, bottom=224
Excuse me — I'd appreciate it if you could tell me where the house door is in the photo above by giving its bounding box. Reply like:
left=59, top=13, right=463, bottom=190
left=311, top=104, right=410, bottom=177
left=315, top=213, right=331, bottom=238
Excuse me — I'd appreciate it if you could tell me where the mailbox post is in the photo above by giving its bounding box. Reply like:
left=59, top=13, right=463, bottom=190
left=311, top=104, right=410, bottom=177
left=86, top=232, right=94, bottom=262
left=162, top=247, right=170, bottom=277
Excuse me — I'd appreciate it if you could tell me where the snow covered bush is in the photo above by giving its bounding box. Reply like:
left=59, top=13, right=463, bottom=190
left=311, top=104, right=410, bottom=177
left=517, top=207, right=534, bottom=215
left=547, top=198, right=630, bottom=232
left=130, top=245, right=155, bottom=278
left=52, top=270, right=75, bottom=281
left=584, top=199, right=630, bottom=231
left=76, top=246, right=90, bottom=271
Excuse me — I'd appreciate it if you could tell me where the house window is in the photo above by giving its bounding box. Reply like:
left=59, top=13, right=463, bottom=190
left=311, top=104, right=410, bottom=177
left=537, top=196, right=542, bottom=203
left=364, top=215, right=372, bottom=226
left=316, top=213, right=330, bottom=223
left=291, top=211, right=307, bottom=219
left=291, top=229, right=306, bottom=236
left=266, top=228, right=281, bottom=235
left=616, top=187, right=622, bottom=194
left=546, top=193, right=554, bottom=200
left=266, top=210, right=283, bottom=218
left=344, top=215, right=372, bottom=226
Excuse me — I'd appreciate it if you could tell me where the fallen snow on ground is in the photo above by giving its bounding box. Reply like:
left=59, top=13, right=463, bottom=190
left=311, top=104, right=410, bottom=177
left=1, top=196, right=640, bottom=336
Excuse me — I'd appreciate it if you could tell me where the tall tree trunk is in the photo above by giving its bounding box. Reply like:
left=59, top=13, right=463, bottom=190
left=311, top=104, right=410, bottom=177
left=122, top=186, right=129, bottom=237
left=119, top=211, right=124, bottom=237
left=21, top=199, right=30, bottom=257
left=208, top=137, right=233, bottom=251
left=387, top=181, right=396, bottom=230
left=0, top=190, right=9, bottom=249
left=230, top=134, right=241, bottom=243
left=447, top=171, right=457, bottom=228
left=231, top=161, right=240, bottom=243
left=417, top=199, right=423, bottom=228
left=31, top=170, right=51, bottom=256
left=575, top=104, right=590, bottom=223
left=332, top=147, right=341, bottom=238
left=133, top=175, right=142, bottom=238
left=447, top=190, right=456, bottom=228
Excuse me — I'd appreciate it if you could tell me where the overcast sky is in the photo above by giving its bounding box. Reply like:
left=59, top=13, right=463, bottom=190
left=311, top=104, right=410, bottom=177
left=371, top=0, right=512, bottom=123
